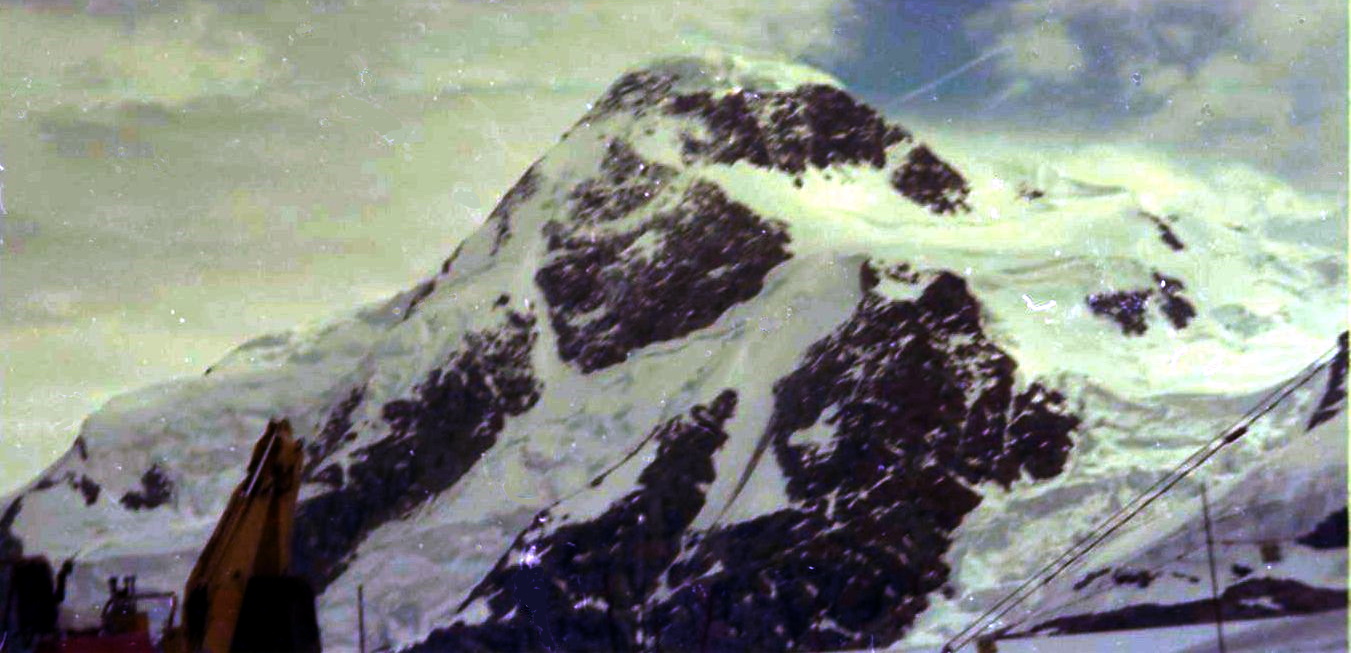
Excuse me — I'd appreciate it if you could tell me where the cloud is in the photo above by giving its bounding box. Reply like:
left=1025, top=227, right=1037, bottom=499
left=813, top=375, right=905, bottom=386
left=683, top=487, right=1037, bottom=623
left=999, top=15, right=1084, bottom=84
left=966, top=0, right=1346, bottom=192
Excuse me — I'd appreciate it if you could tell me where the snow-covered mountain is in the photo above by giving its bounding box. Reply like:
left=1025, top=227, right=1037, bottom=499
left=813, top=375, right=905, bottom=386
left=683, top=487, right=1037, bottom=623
left=1, top=53, right=1344, bottom=652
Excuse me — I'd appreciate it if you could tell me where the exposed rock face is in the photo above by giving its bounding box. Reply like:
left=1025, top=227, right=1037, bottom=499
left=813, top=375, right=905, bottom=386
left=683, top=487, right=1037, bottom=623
left=119, top=464, right=174, bottom=511
left=31, top=472, right=101, bottom=507
left=565, top=140, right=677, bottom=226
left=1141, top=211, right=1186, bottom=251
left=1086, top=290, right=1152, bottom=336
left=1308, top=332, right=1348, bottom=430
left=1085, top=271, right=1197, bottom=336
left=414, top=391, right=738, bottom=652
left=582, top=70, right=679, bottom=122
left=1297, top=508, right=1349, bottom=550
left=305, top=386, right=366, bottom=475
left=292, top=306, right=542, bottom=591
left=0, top=53, right=1342, bottom=653
left=537, top=179, right=792, bottom=373
left=486, top=167, right=542, bottom=256
left=666, top=84, right=909, bottom=176
left=1030, top=578, right=1348, bottom=636
left=891, top=145, right=971, bottom=214
left=643, top=271, right=1078, bottom=652
left=1152, top=272, right=1197, bottom=329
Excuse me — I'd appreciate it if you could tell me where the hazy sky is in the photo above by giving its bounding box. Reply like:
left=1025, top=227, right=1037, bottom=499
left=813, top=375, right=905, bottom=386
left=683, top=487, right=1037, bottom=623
left=1, top=0, right=1345, bottom=491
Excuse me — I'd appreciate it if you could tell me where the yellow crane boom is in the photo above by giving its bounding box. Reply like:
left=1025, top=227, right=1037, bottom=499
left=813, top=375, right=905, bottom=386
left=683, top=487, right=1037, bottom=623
left=163, top=418, right=319, bottom=653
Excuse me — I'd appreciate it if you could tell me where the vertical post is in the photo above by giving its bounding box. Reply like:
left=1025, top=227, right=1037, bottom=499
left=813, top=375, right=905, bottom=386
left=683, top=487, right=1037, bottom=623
left=357, top=584, right=367, bottom=653
left=1201, top=485, right=1228, bottom=653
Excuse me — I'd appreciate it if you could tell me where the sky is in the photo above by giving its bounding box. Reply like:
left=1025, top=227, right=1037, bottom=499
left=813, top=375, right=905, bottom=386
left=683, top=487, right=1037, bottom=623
left=0, top=0, right=1346, bottom=492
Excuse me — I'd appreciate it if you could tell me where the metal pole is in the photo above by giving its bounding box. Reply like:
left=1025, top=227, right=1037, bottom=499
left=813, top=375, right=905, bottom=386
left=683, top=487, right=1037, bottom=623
left=1201, top=485, right=1228, bottom=653
left=358, top=584, right=367, bottom=653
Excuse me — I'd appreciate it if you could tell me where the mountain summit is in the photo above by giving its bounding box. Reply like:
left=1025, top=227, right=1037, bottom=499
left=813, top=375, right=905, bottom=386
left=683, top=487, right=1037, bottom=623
left=2, top=54, right=1344, bottom=651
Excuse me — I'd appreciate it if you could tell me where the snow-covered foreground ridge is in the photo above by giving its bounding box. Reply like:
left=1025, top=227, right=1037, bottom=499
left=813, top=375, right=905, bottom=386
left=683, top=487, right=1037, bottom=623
left=1, top=54, right=1345, bottom=652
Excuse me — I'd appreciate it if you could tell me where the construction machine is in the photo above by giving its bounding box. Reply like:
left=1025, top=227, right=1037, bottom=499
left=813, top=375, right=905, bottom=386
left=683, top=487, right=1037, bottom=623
left=1, top=419, right=320, bottom=653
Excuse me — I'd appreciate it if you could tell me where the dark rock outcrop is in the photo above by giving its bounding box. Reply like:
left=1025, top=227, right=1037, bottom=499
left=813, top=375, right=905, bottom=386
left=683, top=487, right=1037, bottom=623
left=1087, top=290, right=1152, bottom=336
left=1086, top=272, right=1197, bottom=336
left=891, top=145, right=971, bottom=215
left=1307, top=332, right=1348, bottom=431
left=412, top=392, right=739, bottom=652
left=1297, top=508, right=1348, bottom=550
left=537, top=179, right=791, bottom=373
left=667, top=85, right=910, bottom=176
left=119, top=464, right=174, bottom=511
left=292, top=307, right=542, bottom=591
left=305, top=386, right=366, bottom=477
left=1029, top=578, right=1348, bottom=635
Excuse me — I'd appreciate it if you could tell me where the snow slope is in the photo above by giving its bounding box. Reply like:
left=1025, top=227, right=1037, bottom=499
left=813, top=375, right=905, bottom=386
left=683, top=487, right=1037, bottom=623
left=932, top=335, right=1348, bottom=649
left=1, top=53, right=1344, bottom=652
left=947, top=609, right=1348, bottom=653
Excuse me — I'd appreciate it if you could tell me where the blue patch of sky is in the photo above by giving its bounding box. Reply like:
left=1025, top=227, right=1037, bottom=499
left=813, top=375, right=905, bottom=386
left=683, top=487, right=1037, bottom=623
left=807, top=0, right=1256, bottom=131
left=808, top=0, right=1007, bottom=116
